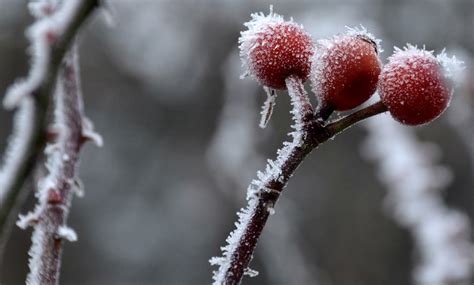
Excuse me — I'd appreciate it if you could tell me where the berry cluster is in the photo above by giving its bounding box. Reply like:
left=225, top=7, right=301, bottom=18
left=239, top=9, right=456, bottom=125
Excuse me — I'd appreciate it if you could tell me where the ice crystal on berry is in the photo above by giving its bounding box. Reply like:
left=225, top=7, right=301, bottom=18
left=380, top=45, right=452, bottom=125
left=239, top=6, right=313, bottom=90
left=311, top=27, right=381, bottom=110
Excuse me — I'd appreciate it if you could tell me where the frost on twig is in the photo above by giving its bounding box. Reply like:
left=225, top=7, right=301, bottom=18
left=207, top=52, right=319, bottom=284
left=210, top=75, right=315, bottom=284
left=362, top=114, right=473, bottom=285
left=18, top=45, right=96, bottom=285
left=259, top=87, right=277, bottom=129
left=0, top=0, right=99, bottom=256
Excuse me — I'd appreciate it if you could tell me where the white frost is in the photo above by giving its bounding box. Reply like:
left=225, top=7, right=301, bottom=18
left=210, top=76, right=310, bottom=284
left=345, top=25, right=383, bottom=53
left=259, top=87, right=277, bottom=129
left=57, top=225, right=77, bottom=242
left=82, top=117, right=104, bottom=147
left=436, top=49, right=465, bottom=84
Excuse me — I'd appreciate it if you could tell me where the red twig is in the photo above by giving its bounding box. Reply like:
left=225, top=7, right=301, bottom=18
left=19, top=45, right=98, bottom=285
left=211, top=76, right=388, bottom=285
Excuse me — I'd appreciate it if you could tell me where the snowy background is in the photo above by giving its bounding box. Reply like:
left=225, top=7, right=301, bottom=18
left=1, top=0, right=473, bottom=284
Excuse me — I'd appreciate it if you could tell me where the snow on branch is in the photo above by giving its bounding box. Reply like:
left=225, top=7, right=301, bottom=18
left=362, top=114, right=473, bottom=285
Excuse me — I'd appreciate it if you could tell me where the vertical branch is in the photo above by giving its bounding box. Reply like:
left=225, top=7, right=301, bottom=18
left=207, top=53, right=319, bottom=284
left=210, top=75, right=318, bottom=285
left=362, top=115, right=473, bottom=285
left=0, top=0, right=99, bottom=256
left=210, top=73, right=389, bottom=283
left=18, top=45, right=99, bottom=285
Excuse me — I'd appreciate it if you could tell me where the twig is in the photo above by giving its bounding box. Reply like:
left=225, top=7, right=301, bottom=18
left=210, top=74, right=388, bottom=284
left=18, top=44, right=98, bottom=285
left=0, top=0, right=99, bottom=255
left=207, top=52, right=319, bottom=284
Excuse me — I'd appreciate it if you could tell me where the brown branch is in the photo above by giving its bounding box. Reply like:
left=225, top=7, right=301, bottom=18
left=0, top=0, right=99, bottom=256
left=325, top=101, right=388, bottom=137
left=24, top=45, right=89, bottom=285
left=212, top=79, right=388, bottom=284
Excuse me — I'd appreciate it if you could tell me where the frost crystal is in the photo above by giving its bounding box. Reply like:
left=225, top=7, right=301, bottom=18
left=345, top=25, right=383, bottom=53
left=259, top=87, right=277, bottom=128
left=436, top=49, right=465, bottom=84
left=311, top=26, right=382, bottom=106
left=238, top=6, right=313, bottom=89
left=363, top=110, right=473, bottom=284
left=82, top=117, right=104, bottom=147
left=17, top=212, right=39, bottom=229
left=210, top=76, right=310, bottom=284
left=244, top=267, right=259, bottom=277
left=239, top=5, right=285, bottom=79
left=57, top=225, right=77, bottom=242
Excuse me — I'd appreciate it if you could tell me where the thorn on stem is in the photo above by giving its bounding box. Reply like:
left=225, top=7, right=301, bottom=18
left=47, top=188, right=62, bottom=204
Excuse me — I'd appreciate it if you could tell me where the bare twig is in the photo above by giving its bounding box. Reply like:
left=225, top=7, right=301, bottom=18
left=210, top=73, right=388, bottom=284
left=0, top=0, right=99, bottom=255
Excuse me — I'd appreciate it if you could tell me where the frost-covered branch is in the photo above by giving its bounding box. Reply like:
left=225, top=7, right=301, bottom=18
left=207, top=53, right=319, bottom=284
left=363, top=115, right=473, bottom=285
left=0, top=0, right=99, bottom=253
left=17, top=45, right=100, bottom=285
left=209, top=73, right=388, bottom=284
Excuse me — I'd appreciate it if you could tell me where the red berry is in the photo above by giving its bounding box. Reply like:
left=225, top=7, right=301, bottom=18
left=379, top=47, right=452, bottom=125
left=311, top=32, right=381, bottom=111
left=239, top=10, right=313, bottom=90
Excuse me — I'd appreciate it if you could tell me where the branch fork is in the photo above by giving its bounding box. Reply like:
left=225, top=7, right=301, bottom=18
left=211, top=75, right=388, bottom=285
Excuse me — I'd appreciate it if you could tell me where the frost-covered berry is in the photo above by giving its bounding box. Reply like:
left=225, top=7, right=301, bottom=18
left=239, top=8, right=313, bottom=90
left=311, top=28, right=382, bottom=111
left=379, top=46, right=452, bottom=125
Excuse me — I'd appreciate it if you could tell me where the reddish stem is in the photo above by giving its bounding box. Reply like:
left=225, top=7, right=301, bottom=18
left=214, top=79, right=388, bottom=284
left=26, top=47, right=86, bottom=285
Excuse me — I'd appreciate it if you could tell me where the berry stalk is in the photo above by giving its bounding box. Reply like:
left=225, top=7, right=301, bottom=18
left=211, top=76, right=388, bottom=285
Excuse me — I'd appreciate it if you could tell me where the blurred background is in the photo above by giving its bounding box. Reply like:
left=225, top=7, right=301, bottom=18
left=0, top=0, right=473, bottom=284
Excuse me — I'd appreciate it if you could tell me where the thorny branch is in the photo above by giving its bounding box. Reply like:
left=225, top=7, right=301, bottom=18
left=18, top=45, right=95, bottom=285
left=0, top=0, right=99, bottom=255
left=211, top=75, right=388, bottom=285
